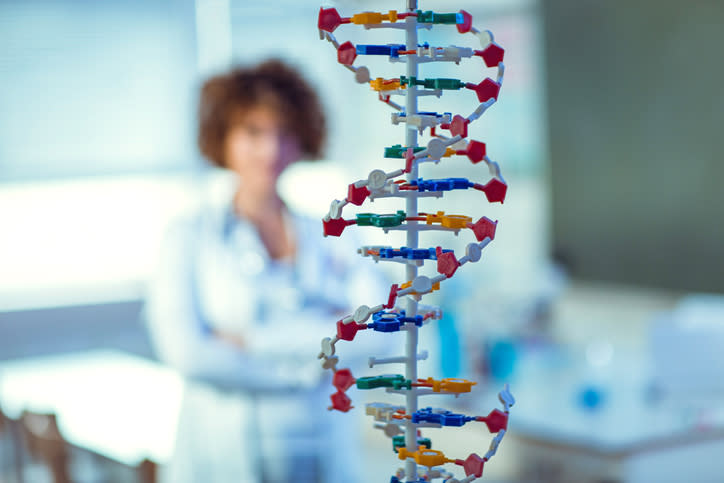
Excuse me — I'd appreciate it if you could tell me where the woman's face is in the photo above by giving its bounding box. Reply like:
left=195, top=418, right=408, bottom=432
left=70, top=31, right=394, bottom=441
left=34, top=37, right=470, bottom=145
left=223, top=104, right=301, bottom=195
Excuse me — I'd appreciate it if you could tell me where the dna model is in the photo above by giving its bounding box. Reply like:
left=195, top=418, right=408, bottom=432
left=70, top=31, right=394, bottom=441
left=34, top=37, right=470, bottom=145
left=315, top=2, right=515, bottom=481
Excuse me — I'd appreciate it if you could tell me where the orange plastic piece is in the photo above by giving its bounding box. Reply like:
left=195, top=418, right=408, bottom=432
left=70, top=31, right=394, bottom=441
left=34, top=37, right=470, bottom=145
left=424, top=211, right=473, bottom=229
left=400, top=280, right=440, bottom=294
left=387, top=10, right=398, bottom=22
left=398, top=447, right=455, bottom=467
left=443, top=147, right=456, bottom=157
left=370, top=77, right=405, bottom=92
left=416, top=377, right=477, bottom=393
left=351, top=12, right=384, bottom=24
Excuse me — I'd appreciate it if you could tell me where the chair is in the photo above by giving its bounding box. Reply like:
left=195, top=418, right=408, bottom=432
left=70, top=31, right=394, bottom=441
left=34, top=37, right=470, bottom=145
left=18, top=411, right=71, bottom=483
left=0, top=406, right=24, bottom=483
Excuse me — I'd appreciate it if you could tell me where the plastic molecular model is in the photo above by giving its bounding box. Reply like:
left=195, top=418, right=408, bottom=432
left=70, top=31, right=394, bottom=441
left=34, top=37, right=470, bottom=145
left=315, top=2, right=515, bottom=482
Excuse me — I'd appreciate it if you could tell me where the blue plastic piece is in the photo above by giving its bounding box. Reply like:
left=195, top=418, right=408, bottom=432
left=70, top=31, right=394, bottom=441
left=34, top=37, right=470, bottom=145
left=368, top=318, right=401, bottom=332
left=412, top=177, right=474, bottom=193
left=378, top=246, right=452, bottom=260
left=356, top=44, right=405, bottom=58
left=397, top=111, right=451, bottom=119
left=411, top=407, right=476, bottom=427
left=368, top=310, right=423, bottom=332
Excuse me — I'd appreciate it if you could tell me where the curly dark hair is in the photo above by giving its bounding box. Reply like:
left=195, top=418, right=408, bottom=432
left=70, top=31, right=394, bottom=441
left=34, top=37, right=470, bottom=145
left=198, top=59, right=326, bottom=167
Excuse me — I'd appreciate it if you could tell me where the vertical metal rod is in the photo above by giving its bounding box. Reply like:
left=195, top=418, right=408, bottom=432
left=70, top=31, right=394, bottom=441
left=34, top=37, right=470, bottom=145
left=403, top=1, right=418, bottom=481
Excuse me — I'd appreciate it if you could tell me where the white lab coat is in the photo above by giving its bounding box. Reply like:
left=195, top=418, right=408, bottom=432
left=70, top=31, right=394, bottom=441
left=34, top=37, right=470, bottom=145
left=145, top=175, right=389, bottom=483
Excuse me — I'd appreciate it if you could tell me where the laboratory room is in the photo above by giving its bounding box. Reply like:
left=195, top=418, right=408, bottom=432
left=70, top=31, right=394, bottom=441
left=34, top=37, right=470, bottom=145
left=0, top=0, right=722, bottom=482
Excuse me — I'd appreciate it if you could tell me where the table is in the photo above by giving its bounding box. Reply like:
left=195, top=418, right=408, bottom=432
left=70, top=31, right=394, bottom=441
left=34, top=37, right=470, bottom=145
left=0, top=349, right=184, bottom=468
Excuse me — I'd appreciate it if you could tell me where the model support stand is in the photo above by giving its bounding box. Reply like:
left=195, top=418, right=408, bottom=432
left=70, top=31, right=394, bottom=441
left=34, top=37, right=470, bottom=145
left=316, top=2, right=515, bottom=481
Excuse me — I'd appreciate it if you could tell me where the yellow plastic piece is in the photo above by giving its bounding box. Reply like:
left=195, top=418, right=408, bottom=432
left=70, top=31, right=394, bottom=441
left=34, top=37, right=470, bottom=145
left=352, top=10, right=400, bottom=24
left=443, top=147, right=456, bottom=157
left=439, top=378, right=477, bottom=393
left=352, top=12, right=384, bottom=24
left=425, top=211, right=473, bottom=229
left=400, top=280, right=440, bottom=294
left=370, top=77, right=404, bottom=92
left=440, top=214, right=473, bottom=229
left=398, top=447, right=455, bottom=467
left=425, top=211, right=445, bottom=225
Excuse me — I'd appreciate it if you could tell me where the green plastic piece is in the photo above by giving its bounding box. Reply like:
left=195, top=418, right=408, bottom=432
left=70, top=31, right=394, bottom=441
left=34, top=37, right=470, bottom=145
left=356, top=213, right=375, bottom=226
left=384, top=144, right=425, bottom=158
left=355, top=374, right=412, bottom=390
left=371, top=210, right=406, bottom=228
left=426, top=78, right=465, bottom=90
left=416, top=10, right=461, bottom=25
left=393, top=436, right=432, bottom=453
left=400, top=76, right=464, bottom=91
left=355, top=211, right=407, bottom=228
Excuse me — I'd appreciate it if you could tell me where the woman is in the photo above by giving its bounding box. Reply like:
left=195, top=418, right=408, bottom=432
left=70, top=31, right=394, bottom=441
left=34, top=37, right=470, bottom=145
left=146, top=59, right=384, bottom=483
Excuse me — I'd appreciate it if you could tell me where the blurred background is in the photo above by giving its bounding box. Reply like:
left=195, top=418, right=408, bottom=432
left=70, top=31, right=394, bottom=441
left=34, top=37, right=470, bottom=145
left=1, top=0, right=723, bottom=482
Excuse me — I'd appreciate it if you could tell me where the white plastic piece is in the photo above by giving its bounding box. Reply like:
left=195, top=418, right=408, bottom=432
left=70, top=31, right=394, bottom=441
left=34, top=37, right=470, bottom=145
left=329, top=199, right=344, bottom=219
left=451, top=137, right=467, bottom=150
left=353, top=304, right=372, bottom=323
left=384, top=423, right=402, bottom=437
left=411, top=275, right=432, bottom=294
left=426, top=138, right=447, bottom=159
left=368, top=169, right=388, bottom=190
left=468, top=97, right=496, bottom=122
left=368, top=350, right=428, bottom=367
left=499, top=383, right=515, bottom=411
left=320, top=337, right=335, bottom=357
left=497, top=62, right=505, bottom=84
left=466, top=242, right=482, bottom=262
left=431, top=274, right=447, bottom=285
left=324, top=31, right=340, bottom=49
left=440, top=46, right=474, bottom=63
left=322, top=356, right=339, bottom=371
left=485, top=429, right=506, bottom=460
left=476, top=29, right=493, bottom=48
left=355, top=66, right=371, bottom=83
left=482, top=155, right=505, bottom=182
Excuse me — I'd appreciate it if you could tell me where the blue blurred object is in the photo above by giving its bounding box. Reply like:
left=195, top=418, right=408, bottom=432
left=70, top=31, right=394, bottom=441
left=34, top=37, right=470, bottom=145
left=437, top=309, right=461, bottom=378
left=488, top=339, right=517, bottom=382
left=578, top=384, right=606, bottom=411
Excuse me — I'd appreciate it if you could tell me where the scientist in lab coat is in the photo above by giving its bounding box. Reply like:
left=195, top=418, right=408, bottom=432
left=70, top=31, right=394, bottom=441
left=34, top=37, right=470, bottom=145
left=145, top=59, right=386, bottom=483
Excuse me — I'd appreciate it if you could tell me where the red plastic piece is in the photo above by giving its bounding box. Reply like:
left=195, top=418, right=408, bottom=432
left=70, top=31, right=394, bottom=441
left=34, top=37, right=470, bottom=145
left=466, top=140, right=486, bottom=163
left=323, top=217, right=351, bottom=237
left=333, top=368, right=356, bottom=392
left=330, top=390, right=353, bottom=412
left=477, top=408, right=509, bottom=433
left=480, top=42, right=505, bottom=68
left=336, top=320, right=367, bottom=341
left=318, top=7, right=343, bottom=32
left=384, top=283, right=399, bottom=309
left=461, top=453, right=486, bottom=478
left=337, top=41, right=357, bottom=66
left=441, top=114, right=469, bottom=138
left=436, top=246, right=460, bottom=278
left=474, top=178, right=507, bottom=203
left=467, top=78, right=501, bottom=102
left=469, top=216, right=498, bottom=242
left=404, top=148, right=415, bottom=173
left=347, top=183, right=370, bottom=206
left=457, top=10, right=473, bottom=34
